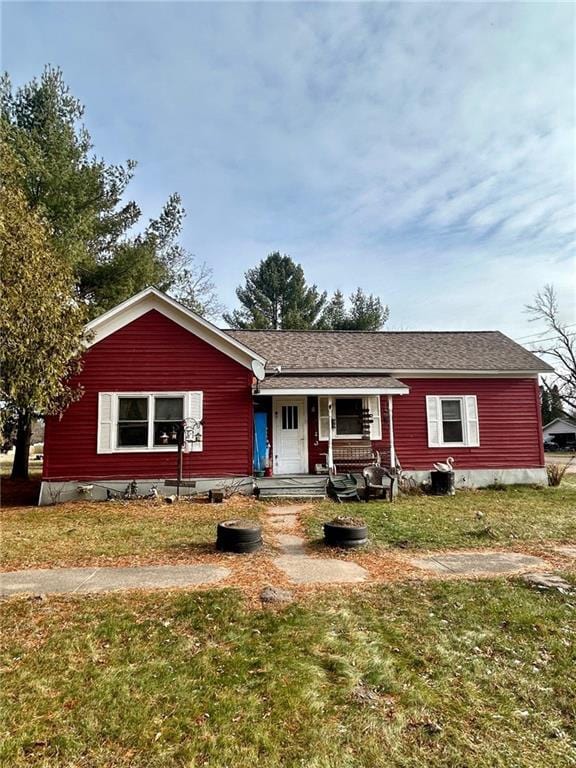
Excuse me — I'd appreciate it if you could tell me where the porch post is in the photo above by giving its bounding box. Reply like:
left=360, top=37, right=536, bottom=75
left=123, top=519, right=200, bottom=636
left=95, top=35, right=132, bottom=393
left=388, top=395, right=396, bottom=468
left=327, top=397, right=334, bottom=473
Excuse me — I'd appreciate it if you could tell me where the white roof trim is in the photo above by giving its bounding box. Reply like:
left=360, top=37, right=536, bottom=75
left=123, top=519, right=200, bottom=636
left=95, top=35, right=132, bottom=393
left=258, top=387, right=409, bottom=396
left=85, top=287, right=266, bottom=370
left=266, top=368, right=543, bottom=378
left=393, top=371, right=542, bottom=379
left=543, top=417, right=576, bottom=429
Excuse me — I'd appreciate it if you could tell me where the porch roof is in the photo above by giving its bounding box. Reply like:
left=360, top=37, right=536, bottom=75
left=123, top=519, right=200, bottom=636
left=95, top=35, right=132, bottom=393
left=258, top=374, right=409, bottom=396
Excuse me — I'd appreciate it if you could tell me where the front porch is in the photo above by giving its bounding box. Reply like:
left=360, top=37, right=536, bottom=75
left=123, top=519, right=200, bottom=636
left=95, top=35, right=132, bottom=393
left=252, top=376, right=409, bottom=478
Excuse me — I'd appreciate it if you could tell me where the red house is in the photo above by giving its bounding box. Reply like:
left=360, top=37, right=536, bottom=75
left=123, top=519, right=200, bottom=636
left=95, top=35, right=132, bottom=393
left=41, top=288, right=552, bottom=504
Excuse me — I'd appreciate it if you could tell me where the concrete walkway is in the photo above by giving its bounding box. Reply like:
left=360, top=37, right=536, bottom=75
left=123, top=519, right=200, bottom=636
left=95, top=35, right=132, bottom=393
left=553, top=545, right=576, bottom=558
left=267, top=506, right=369, bottom=585
left=409, top=551, right=547, bottom=575
left=0, top=564, right=231, bottom=597
left=1, top=504, right=569, bottom=597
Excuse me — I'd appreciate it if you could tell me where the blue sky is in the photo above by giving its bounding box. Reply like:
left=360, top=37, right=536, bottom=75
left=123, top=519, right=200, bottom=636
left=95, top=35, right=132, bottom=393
left=3, top=1, right=575, bottom=342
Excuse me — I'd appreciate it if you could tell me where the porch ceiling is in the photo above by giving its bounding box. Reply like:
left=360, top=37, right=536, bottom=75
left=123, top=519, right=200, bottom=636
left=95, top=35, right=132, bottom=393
left=258, top=374, right=409, bottom=395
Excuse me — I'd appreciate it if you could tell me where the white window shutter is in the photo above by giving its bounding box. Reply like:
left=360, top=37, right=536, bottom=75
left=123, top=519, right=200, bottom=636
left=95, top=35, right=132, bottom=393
left=464, top=395, right=480, bottom=446
left=97, top=393, right=114, bottom=453
left=364, top=396, right=382, bottom=440
left=187, top=391, right=203, bottom=452
left=318, top=397, right=330, bottom=440
left=426, top=396, right=441, bottom=447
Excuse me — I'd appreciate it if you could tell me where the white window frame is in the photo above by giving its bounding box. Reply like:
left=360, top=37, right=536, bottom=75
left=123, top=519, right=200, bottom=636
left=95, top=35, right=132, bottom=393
left=98, top=391, right=202, bottom=453
left=426, top=395, right=480, bottom=448
left=319, top=396, right=382, bottom=441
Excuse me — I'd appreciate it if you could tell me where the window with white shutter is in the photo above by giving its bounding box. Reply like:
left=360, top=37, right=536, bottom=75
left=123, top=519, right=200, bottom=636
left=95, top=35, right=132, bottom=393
left=97, top=391, right=203, bottom=452
left=426, top=396, right=441, bottom=447
left=97, top=393, right=114, bottom=453
left=464, top=395, right=480, bottom=447
left=364, top=396, right=382, bottom=440
left=317, top=396, right=382, bottom=440
left=426, top=395, right=480, bottom=447
left=187, top=391, right=204, bottom=452
left=318, top=397, right=330, bottom=441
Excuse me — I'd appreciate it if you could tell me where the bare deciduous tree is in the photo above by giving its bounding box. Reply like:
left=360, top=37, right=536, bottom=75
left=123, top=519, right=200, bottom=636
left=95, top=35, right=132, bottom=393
left=526, top=284, right=576, bottom=413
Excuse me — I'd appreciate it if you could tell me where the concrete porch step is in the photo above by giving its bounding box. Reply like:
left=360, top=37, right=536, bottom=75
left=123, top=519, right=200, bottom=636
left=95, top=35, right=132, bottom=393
left=255, top=476, right=327, bottom=488
left=257, top=488, right=326, bottom=499
left=255, top=476, right=327, bottom=499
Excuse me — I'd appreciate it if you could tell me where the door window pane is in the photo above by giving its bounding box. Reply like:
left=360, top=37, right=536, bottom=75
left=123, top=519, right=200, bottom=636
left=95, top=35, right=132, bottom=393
left=281, top=405, right=298, bottom=430
left=441, top=399, right=463, bottom=443
left=335, top=398, right=363, bottom=435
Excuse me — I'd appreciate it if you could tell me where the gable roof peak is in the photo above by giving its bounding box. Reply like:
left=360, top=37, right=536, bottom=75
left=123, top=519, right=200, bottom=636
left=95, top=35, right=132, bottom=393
left=85, top=286, right=265, bottom=369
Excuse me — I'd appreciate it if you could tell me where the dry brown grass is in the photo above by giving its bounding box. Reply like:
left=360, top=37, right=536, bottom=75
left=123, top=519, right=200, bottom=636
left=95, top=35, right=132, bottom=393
left=0, top=496, right=268, bottom=571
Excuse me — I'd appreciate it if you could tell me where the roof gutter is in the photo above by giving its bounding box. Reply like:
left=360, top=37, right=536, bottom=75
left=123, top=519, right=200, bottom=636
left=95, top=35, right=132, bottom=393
left=264, top=368, right=549, bottom=377
left=258, top=387, right=410, bottom=396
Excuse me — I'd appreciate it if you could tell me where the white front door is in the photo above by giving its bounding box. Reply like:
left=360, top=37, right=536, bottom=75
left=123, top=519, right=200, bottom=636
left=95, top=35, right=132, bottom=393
left=273, top=397, right=308, bottom=474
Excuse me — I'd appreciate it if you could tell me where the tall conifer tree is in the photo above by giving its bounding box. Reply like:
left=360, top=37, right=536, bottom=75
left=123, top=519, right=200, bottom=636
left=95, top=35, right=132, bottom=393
left=224, top=252, right=327, bottom=329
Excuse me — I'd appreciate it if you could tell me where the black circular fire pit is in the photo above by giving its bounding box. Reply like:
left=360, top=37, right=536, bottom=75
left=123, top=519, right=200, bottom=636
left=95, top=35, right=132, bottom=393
left=323, top=517, right=368, bottom=549
left=216, top=519, right=262, bottom=553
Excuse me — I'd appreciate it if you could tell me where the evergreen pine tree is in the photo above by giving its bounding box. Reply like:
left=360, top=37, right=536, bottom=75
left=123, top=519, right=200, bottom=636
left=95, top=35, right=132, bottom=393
left=223, top=252, right=327, bottom=329
left=320, top=288, right=389, bottom=330
left=540, top=387, right=552, bottom=425
left=320, top=290, right=347, bottom=329
left=1, top=66, right=221, bottom=317
left=550, top=385, right=564, bottom=420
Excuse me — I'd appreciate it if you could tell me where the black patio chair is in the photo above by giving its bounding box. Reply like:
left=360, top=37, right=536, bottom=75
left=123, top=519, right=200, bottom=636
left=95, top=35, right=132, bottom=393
left=328, top=473, right=361, bottom=503
left=362, top=465, right=396, bottom=503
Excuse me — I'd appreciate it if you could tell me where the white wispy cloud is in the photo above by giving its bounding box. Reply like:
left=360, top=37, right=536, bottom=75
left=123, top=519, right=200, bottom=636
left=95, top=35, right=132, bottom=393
left=3, top=0, right=575, bottom=336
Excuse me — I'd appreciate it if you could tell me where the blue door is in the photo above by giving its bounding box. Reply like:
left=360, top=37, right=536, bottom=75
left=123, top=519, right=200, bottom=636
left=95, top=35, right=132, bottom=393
left=253, top=412, right=268, bottom=472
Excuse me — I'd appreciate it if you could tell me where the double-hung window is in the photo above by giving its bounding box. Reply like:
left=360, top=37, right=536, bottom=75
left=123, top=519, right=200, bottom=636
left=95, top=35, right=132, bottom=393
left=97, top=391, right=203, bottom=453
left=426, top=395, right=479, bottom=447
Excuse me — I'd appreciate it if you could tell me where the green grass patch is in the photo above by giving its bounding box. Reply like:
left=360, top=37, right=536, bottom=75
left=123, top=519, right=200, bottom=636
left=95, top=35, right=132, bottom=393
left=1, top=580, right=574, bottom=767
left=305, top=483, right=576, bottom=550
left=0, top=499, right=266, bottom=570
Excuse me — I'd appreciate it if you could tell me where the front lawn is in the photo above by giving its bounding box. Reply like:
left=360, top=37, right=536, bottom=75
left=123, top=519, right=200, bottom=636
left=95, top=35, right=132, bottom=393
left=304, top=483, right=576, bottom=551
left=1, top=580, right=574, bottom=767
left=0, top=499, right=266, bottom=571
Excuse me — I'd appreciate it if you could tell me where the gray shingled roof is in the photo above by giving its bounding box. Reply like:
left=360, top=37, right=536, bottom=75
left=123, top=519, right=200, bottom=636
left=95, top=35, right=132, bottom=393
left=226, top=330, right=552, bottom=373
left=259, top=375, right=408, bottom=391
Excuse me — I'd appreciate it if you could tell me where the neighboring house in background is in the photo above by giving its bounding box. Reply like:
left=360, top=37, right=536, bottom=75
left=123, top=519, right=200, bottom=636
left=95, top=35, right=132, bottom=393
left=542, top=417, right=576, bottom=449
left=40, top=287, right=552, bottom=504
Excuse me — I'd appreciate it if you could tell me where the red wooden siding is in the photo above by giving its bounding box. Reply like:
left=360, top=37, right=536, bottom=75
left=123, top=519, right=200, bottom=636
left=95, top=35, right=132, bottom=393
left=43, top=310, right=254, bottom=480
left=393, top=378, right=543, bottom=469
left=306, top=378, right=543, bottom=471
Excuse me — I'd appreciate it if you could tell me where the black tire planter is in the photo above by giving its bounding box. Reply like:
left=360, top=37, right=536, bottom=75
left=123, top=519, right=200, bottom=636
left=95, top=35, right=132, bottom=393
left=323, top=520, right=368, bottom=549
left=216, top=519, right=262, bottom=553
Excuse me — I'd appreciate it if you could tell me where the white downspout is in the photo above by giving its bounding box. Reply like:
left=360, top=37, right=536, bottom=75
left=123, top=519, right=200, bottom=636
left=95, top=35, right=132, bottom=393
left=327, top=397, right=334, bottom=474
left=388, top=394, right=396, bottom=468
